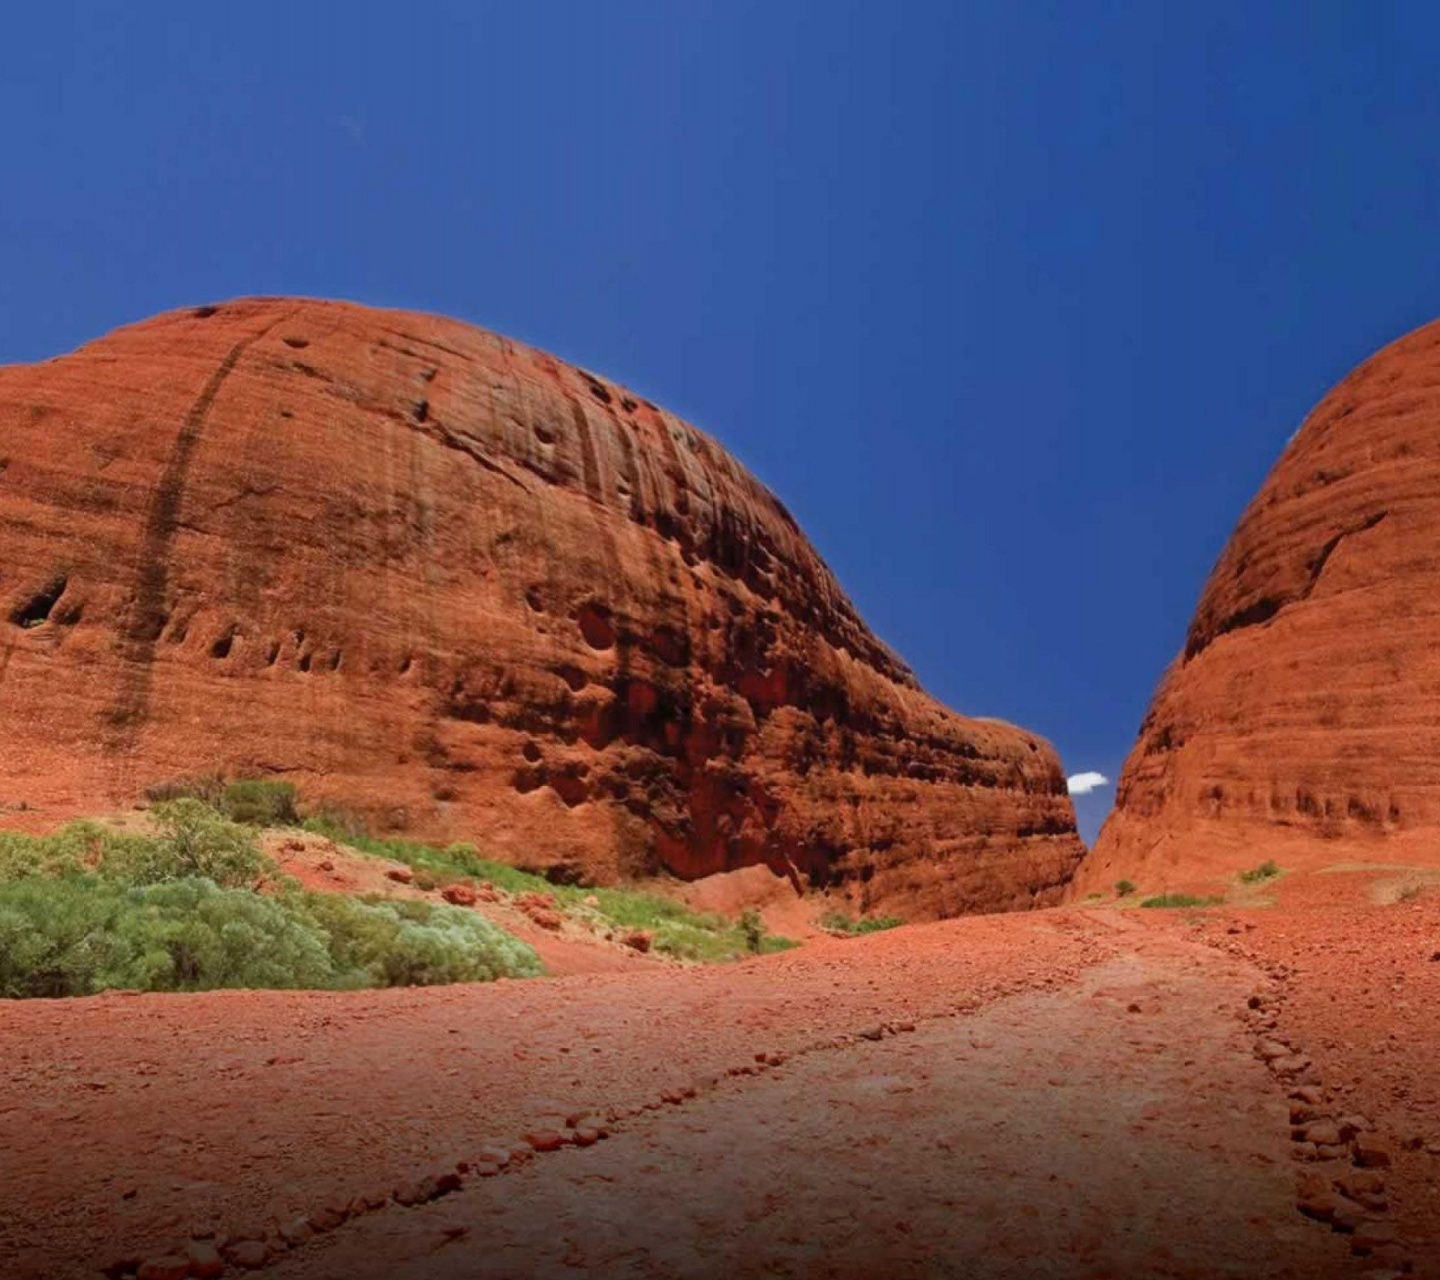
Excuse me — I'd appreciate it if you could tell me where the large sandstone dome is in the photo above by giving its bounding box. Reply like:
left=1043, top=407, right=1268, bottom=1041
left=1081, top=318, right=1440, bottom=893
left=0, top=298, right=1082, bottom=916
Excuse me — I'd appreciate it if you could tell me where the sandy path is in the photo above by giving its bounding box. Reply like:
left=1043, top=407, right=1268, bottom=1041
left=262, top=922, right=1350, bottom=1280
left=0, top=911, right=1108, bottom=1279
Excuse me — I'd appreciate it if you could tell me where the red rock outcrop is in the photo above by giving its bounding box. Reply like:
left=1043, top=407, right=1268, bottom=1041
left=1082, top=318, right=1440, bottom=893
left=0, top=297, right=1081, bottom=916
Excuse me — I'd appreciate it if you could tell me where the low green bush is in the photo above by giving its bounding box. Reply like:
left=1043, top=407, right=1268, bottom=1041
left=1138, top=893, right=1223, bottom=909
left=294, top=891, right=542, bottom=987
left=143, top=775, right=298, bottom=826
left=0, top=804, right=269, bottom=890
left=110, top=800, right=272, bottom=887
left=1114, top=879, right=1137, bottom=897
left=0, top=876, right=332, bottom=997
left=305, top=822, right=799, bottom=963
left=0, top=804, right=542, bottom=999
left=0, top=873, right=542, bottom=999
left=221, top=779, right=298, bottom=827
left=144, top=773, right=227, bottom=808
left=1238, top=860, right=1281, bottom=884
left=821, top=911, right=904, bottom=936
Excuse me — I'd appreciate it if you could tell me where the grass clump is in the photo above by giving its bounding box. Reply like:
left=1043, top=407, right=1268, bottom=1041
left=821, top=911, right=905, bottom=936
left=0, top=804, right=541, bottom=998
left=1138, top=893, right=1224, bottom=909
left=569, top=884, right=797, bottom=962
left=1238, top=860, right=1281, bottom=884
left=301, top=821, right=553, bottom=895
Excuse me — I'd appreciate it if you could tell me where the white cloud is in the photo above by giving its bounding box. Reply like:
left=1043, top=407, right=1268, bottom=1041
left=1066, top=771, right=1110, bottom=797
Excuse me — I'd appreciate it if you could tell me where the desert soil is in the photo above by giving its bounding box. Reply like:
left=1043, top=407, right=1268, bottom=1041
left=3, top=870, right=1438, bottom=1279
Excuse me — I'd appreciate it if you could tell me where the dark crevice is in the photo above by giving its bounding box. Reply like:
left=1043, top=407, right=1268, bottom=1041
left=1187, top=510, right=1389, bottom=661
left=10, top=577, right=67, bottom=628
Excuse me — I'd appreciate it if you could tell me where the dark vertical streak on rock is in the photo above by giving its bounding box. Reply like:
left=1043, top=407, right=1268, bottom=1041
left=569, top=399, right=605, bottom=506
left=105, top=318, right=285, bottom=751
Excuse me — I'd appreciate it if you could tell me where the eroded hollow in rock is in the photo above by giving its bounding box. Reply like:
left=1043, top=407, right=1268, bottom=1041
left=577, top=602, right=615, bottom=650
left=10, top=577, right=67, bottom=629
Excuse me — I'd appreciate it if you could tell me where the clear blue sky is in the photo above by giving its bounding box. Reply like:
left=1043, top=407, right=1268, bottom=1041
left=5, top=3, right=1440, bottom=843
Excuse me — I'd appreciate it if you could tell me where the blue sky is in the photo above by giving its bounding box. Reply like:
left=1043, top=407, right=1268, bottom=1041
left=5, top=3, right=1440, bottom=842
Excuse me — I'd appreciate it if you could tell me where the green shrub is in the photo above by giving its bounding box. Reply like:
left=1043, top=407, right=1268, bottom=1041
left=0, top=876, right=130, bottom=997
left=740, top=908, right=765, bottom=954
left=300, top=821, right=801, bottom=963
left=100, top=800, right=272, bottom=888
left=821, top=911, right=904, bottom=936
left=221, top=779, right=298, bottom=827
left=0, top=801, right=544, bottom=998
left=0, top=872, right=542, bottom=999
left=1114, top=879, right=1137, bottom=897
left=144, top=773, right=227, bottom=807
left=0, top=876, right=334, bottom=997
left=1138, top=893, right=1223, bottom=909
left=0, top=810, right=269, bottom=889
left=1238, top=860, right=1281, bottom=884
left=144, top=775, right=298, bottom=826
left=294, top=891, right=543, bottom=986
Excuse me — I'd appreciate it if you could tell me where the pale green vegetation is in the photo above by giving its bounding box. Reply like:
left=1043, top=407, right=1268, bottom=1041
left=144, top=775, right=299, bottom=826
left=1138, top=892, right=1224, bottom=909
left=301, top=818, right=799, bottom=964
left=820, top=911, right=905, bottom=936
left=0, top=801, right=541, bottom=999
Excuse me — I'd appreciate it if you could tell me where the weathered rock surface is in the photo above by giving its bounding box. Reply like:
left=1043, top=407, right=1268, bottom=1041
left=0, top=297, right=1080, bottom=915
left=1082, top=318, right=1440, bottom=893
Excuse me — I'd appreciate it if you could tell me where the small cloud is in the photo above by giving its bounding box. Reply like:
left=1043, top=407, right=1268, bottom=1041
left=1067, top=771, right=1110, bottom=797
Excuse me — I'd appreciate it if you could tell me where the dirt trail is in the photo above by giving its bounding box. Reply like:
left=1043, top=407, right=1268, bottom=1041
left=0, top=911, right=1106, bottom=1279
left=7, top=899, right=1424, bottom=1279
left=268, top=921, right=1349, bottom=1279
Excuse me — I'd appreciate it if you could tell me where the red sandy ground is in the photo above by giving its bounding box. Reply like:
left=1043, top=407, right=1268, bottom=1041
left=3, top=866, right=1439, bottom=1279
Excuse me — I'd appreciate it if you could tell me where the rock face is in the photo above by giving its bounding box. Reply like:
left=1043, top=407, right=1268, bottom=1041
left=0, top=297, right=1081, bottom=916
left=1082, top=318, right=1440, bottom=892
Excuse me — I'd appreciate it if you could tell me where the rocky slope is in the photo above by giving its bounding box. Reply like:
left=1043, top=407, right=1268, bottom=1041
left=1082, top=318, right=1440, bottom=893
left=0, top=297, right=1081, bottom=916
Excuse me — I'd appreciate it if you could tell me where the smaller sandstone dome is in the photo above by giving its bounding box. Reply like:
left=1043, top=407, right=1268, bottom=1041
left=0, top=297, right=1084, bottom=917
left=1081, top=317, right=1440, bottom=892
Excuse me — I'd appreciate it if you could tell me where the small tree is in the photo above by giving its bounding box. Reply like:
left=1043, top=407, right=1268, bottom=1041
left=103, top=799, right=272, bottom=888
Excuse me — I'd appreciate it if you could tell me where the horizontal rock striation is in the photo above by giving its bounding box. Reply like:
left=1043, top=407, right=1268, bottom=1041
left=0, top=298, right=1081, bottom=916
left=1083, top=318, right=1440, bottom=892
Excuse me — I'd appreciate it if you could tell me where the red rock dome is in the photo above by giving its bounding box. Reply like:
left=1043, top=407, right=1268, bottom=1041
left=0, top=298, right=1082, bottom=916
left=1082, top=318, right=1440, bottom=893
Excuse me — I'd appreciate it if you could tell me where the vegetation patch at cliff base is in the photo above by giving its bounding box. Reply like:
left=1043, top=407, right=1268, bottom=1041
left=0, top=801, right=541, bottom=999
left=300, top=818, right=799, bottom=963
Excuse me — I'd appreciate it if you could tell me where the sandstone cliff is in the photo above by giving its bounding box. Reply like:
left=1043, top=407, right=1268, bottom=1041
left=0, top=298, right=1082, bottom=916
left=1082, top=318, right=1440, bottom=893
